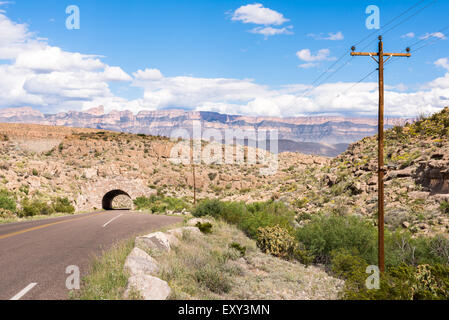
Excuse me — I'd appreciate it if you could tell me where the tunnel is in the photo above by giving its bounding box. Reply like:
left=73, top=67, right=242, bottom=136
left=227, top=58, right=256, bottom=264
left=102, top=190, right=132, bottom=210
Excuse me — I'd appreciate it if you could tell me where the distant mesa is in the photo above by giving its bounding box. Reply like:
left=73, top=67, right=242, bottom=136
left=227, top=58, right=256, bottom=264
left=0, top=106, right=412, bottom=157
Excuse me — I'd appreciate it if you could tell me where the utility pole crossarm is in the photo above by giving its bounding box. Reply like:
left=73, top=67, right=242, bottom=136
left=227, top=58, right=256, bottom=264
left=350, top=52, right=379, bottom=56
left=384, top=53, right=411, bottom=57
left=350, top=52, right=411, bottom=57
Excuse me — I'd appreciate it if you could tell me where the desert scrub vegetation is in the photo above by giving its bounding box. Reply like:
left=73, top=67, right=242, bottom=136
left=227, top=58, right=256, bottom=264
left=19, top=197, right=75, bottom=217
left=0, top=190, right=75, bottom=221
left=407, top=107, right=449, bottom=138
left=191, top=199, right=449, bottom=299
left=133, top=194, right=191, bottom=213
left=73, top=239, right=141, bottom=300
left=156, top=219, right=342, bottom=300
left=0, top=189, right=17, bottom=212
left=192, top=199, right=295, bottom=239
left=440, top=201, right=449, bottom=215
left=297, top=214, right=449, bottom=299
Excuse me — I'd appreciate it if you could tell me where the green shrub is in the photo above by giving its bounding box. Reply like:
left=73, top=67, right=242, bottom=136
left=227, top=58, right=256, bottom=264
left=20, top=198, right=55, bottom=217
left=330, top=249, right=368, bottom=280
left=133, top=196, right=154, bottom=209
left=341, top=264, right=415, bottom=300
left=0, top=190, right=16, bottom=212
left=196, top=222, right=213, bottom=234
left=192, top=199, right=223, bottom=218
left=52, top=197, right=75, bottom=214
left=193, top=199, right=295, bottom=240
left=194, top=266, right=232, bottom=294
left=290, top=244, right=314, bottom=267
left=257, top=226, right=294, bottom=258
left=440, top=201, right=449, bottom=215
left=340, top=262, right=449, bottom=300
left=296, top=214, right=377, bottom=264
left=134, top=195, right=190, bottom=213
left=229, top=242, right=246, bottom=257
left=236, top=201, right=295, bottom=239
left=385, top=232, right=449, bottom=266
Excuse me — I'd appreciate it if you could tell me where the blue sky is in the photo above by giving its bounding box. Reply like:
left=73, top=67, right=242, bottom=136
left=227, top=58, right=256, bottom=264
left=1, top=0, right=449, bottom=117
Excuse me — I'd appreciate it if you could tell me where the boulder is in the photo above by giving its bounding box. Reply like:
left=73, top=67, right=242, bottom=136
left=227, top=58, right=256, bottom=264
left=324, top=174, right=337, bottom=187
left=124, top=275, right=171, bottom=300
left=186, top=218, right=211, bottom=227
left=408, top=191, right=429, bottom=200
left=367, top=175, right=377, bottom=186
left=167, top=226, right=202, bottom=238
left=124, top=247, right=159, bottom=277
left=385, top=168, right=414, bottom=180
left=136, top=232, right=171, bottom=252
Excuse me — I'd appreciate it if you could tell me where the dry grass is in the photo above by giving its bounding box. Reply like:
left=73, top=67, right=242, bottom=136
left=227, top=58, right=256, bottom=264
left=157, top=219, right=344, bottom=300
left=72, top=239, right=140, bottom=300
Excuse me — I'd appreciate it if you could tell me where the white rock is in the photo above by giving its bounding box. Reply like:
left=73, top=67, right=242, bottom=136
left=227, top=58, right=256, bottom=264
left=124, top=247, right=159, bottom=276
left=186, top=218, right=212, bottom=227
left=165, top=233, right=180, bottom=247
left=136, top=231, right=171, bottom=252
left=124, top=275, right=171, bottom=300
left=84, top=168, right=98, bottom=179
left=166, top=226, right=202, bottom=238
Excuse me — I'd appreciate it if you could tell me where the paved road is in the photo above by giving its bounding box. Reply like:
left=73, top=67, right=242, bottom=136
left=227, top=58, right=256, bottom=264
left=0, top=210, right=182, bottom=300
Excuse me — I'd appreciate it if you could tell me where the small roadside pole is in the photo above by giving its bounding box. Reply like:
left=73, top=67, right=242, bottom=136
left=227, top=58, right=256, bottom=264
left=191, top=139, right=197, bottom=205
left=350, top=36, right=411, bottom=273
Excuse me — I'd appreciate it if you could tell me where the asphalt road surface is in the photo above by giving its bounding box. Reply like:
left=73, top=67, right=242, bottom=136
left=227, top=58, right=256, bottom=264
left=0, top=210, right=182, bottom=300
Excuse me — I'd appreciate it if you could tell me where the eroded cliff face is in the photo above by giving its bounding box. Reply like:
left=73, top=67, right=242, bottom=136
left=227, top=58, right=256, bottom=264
left=0, top=106, right=411, bottom=156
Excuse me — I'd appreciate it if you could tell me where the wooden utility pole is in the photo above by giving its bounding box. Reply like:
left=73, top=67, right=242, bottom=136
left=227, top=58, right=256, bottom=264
left=351, top=36, right=410, bottom=273
left=191, top=139, right=197, bottom=205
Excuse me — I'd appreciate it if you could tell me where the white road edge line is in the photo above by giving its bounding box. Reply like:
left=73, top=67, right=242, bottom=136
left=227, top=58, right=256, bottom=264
left=102, top=214, right=123, bottom=228
left=10, top=283, right=37, bottom=300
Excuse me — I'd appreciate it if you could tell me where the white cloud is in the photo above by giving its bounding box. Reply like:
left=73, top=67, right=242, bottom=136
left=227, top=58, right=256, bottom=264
left=296, top=49, right=334, bottom=62
left=308, top=31, right=344, bottom=41
left=435, top=58, right=449, bottom=71
left=231, top=3, right=288, bottom=25
left=420, top=32, right=447, bottom=40
left=401, top=32, right=415, bottom=39
left=298, top=63, right=319, bottom=69
left=250, top=25, right=293, bottom=37
left=15, top=46, right=105, bottom=72
left=133, top=68, right=163, bottom=81
left=103, top=66, right=132, bottom=82
left=0, top=12, right=132, bottom=113
left=1, top=11, right=449, bottom=118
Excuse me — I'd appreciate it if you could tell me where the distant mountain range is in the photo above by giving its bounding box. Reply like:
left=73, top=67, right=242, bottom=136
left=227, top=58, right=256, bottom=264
left=0, top=106, right=412, bottom=157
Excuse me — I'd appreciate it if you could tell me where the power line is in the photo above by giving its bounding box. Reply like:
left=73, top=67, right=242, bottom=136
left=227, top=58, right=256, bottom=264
left=383, top=23, right=449, bottom=69
left=354, top=0, right=429, bottom=47
left=337, top=68, right=378, bottom=97
left=381, top=0, right=437, bottom=38
left=300, top=0, right=434, bottom=99
left=407, top=24, right=449, bottom=49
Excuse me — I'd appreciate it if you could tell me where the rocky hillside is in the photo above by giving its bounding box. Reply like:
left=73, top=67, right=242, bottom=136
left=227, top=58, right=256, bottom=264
left=0, top=106, right=411, bottom=156
left=246, top=107, right=449, bottom=238
left=0, top=107, right=447, bottom=238
left=0, top=122, right=326, bottom=215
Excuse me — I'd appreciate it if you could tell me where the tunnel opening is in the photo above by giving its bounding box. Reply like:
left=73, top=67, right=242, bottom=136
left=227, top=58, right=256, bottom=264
left=102, top=190, right=133, bottom=210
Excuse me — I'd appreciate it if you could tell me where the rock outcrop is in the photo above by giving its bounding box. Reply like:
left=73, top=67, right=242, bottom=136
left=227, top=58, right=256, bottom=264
left=124, top=247, right=159, bottom=277
left=123, top=223, right=202, bottom=300
left=0, top=106, right=412, bottom=156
